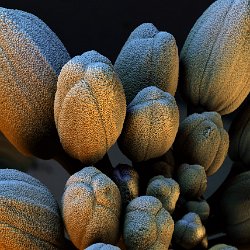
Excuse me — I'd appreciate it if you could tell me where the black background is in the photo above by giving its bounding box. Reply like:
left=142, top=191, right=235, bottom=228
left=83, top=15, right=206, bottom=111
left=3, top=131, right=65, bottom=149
left=0, top=0, right=215, bottom=62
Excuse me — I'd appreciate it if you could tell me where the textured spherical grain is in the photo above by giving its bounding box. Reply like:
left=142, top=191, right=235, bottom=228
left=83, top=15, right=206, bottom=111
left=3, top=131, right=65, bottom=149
left=146, top=175, right=180, bottom=214
left=174, top=112, right=229, bottom=176
left=0, top=169, right=64, bottom=249
left=176, top=164, right=207, bottom=198
left=185, top=200, right=210, bottom=221
left=85, top=243, right=121, bottom=250
left=173, top=212, right=206, bottom=249
left=220, top=171, right=250, bottom=243
left=123, top=195, right=174, bottom=250
left=55, top=50, right=126, bottom=165
left=118, top=86, right=179, bottom=163
left=114, top=23, right=179, bottom=105
left=0, top=7, right=70, bottom=159
left=180, top=0, right=250, bottom=115
left=229, top=104, right=250, bottom=166
left=209, top=244, right=238, bottom=250
left=62, top=166, right=121, bottom=250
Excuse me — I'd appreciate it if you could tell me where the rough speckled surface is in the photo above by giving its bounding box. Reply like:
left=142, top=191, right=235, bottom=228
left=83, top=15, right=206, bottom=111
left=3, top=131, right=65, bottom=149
left=118, top=86, right=179, bottom=163
left=174, top=111, right=229, bottom=176
left=220, top=171, right=250, bottom=244
left=229, top=104, right=250, bottom=165
left=55, top=50, right=126, bottom=165
left=114, top=22, right=179, bottom=105
left=62, top=166, right=121, bottom=250
left=180, top=0, right=250, bottom=115
left=0, top=7, right=70, bottom=159
left=185, top=200, right=210, bottom=221
left=123, top=195, right=174, bottom=250
left=173, top=212, right=206, bottom=249
left=208, top=244, right=238, bottom=250
left=176, top=163, right=207, bottom=198
left=0, top=169, right=64, bottom=249
left=85, top=243, right=121, bottom=250
left=146, top=175, right=180, bottom=214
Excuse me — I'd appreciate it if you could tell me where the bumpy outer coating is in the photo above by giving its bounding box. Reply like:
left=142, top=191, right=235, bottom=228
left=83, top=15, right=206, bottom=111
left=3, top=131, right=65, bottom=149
left=220, top=171, right=250, bottom=244
left=85, top=243, right=121, bottom=250
left=0, top=7, right=70, bottom=159
left=146, top=175, right=180, bottom=214
left=173, top=212, right=206, bottom=249
left=0, top=169, right=65, bottom=249
left=185, top=200, right=210, bottom=222
left=55, top=50, right=126, bottom=165
left=208, top=244, right=238, bottom=250
left=229, top=104, right=250, bottom=166
left=176, top=164, right=207, bottom=198
left=62, top=166, right=121, bottom=250
left=173, top=112, right=229, bottom=176
left=180, top=0, right=250, bottom=115
left=114, top=22, right=179, bottom=105
left=123, top=195, right=174, bottom=250
left=118, top=86, right=179, bottom=163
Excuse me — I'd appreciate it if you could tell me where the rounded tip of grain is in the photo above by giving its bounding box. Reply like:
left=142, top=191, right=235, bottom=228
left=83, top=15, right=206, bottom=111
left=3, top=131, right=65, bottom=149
left=0, top=169, right=64, bottom=249
left=173, top=212, right=206, bottom=249
left=62, top=166, right=122, bottom=249
left=55, top=51, right=126, bottom=165
left=114, top=22, right=179, bottom=104
left=146, top=175, right=180, bottom=214
left=124, top=195, right=174, bottom=249
left=174, top=111, right=229, bottom=176
left=118, top=86, right=179, bottom=163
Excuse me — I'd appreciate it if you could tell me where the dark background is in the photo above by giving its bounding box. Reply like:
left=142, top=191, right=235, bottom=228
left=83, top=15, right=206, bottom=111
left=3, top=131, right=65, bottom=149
left=0, top=0, right=215, bottom=61
left=1, top=0, right=234, bottom=203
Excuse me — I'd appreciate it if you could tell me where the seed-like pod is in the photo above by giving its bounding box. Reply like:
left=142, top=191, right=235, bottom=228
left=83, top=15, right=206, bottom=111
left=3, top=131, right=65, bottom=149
left=174, top=112, right=229, bottom=176
left=112, top=164, right=139, bottom=212
left=118, top=86, right=179, bottom=163
left=208, top=244, right=238, bottom=250
left=220, top=171, right=250, bottom=244
left=62, top=166, right=121, bottom=250
left=85, top=243, right=121, bottom=250
left=114, top=22, right=179, bottom=104
left=180, top=0, right=250, bottom=115
left=0, top=169, right=65, bottom=249
left=0, top=7, right=70, bottom=159
left=176, top=164, right=207, bottom=198
left=123, top=196, right=174, bottom=250
left=146, top=175, right=180, bottom=214
left=173, top=212, right=207, bottom=249
left=229, top=104, right=250, bottom=166
left=55, top=50, right=126, bottom=165
left=185, top=200, right=210, bottom=222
